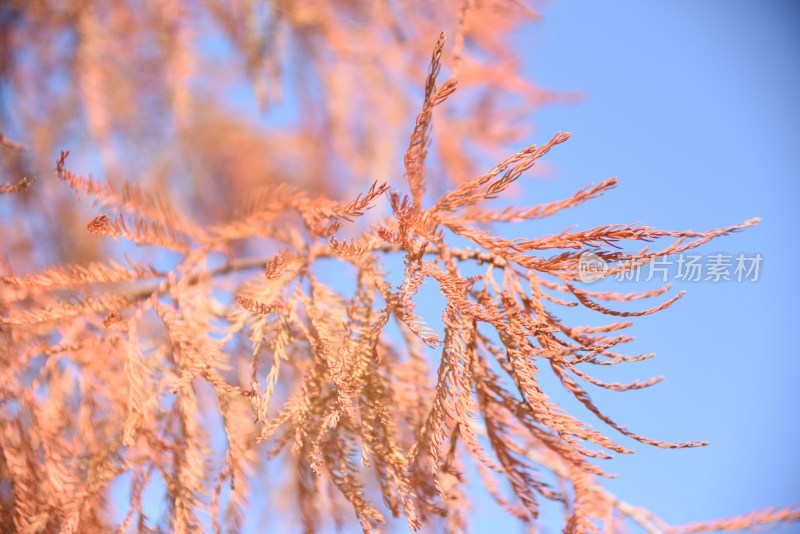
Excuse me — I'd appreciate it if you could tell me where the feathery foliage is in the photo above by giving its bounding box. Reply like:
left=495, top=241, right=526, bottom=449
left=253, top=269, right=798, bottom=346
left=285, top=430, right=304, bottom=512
left=0, top=1, right=797, bottom=533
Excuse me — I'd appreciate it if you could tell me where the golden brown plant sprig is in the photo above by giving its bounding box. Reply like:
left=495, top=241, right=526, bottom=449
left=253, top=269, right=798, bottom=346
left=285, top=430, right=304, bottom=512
left=1, top=34, right=799, bottom=534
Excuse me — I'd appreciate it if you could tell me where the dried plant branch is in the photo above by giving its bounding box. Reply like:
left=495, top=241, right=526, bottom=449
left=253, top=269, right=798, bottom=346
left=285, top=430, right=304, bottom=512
left=0, top=176, right=33, bottom=194
left=0, top=4, right=794, bottom=534
left=0, top=133, right=27, bottom=151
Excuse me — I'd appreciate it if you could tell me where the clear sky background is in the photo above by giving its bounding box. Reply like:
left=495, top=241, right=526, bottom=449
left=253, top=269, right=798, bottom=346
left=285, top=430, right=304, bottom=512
left=458, top=1, right=799, bottom=532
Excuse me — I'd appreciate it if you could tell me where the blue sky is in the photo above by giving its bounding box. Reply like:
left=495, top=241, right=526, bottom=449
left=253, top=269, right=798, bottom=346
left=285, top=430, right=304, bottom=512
left=460, top=1, right=799, bottom=531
